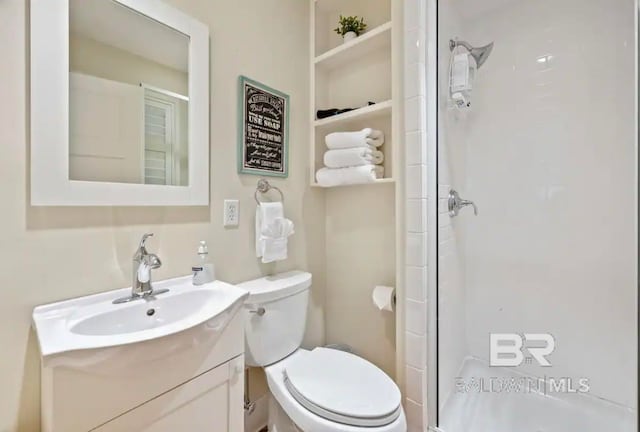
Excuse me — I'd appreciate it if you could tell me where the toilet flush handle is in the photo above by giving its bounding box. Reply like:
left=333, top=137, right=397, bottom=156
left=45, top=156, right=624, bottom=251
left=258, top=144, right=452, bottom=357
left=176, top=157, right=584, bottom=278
left=248, top=307, right=266, bottom=316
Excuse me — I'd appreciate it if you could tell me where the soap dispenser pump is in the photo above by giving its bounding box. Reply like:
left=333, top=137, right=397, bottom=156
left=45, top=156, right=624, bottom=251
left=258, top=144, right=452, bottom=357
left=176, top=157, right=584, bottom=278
left=192, top=241, right=215, bottom=285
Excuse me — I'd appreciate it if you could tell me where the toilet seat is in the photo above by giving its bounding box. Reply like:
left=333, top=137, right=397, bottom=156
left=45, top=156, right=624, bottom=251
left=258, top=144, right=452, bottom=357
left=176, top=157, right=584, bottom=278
left=265, top=349, right=407, bottom=432
left=283, top=347, right=402, bottom=427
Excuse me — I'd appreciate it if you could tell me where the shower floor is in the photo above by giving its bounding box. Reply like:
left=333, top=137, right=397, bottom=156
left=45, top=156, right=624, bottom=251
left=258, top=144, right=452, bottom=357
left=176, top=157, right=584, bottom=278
left=439, top=358, right=635, bottom=432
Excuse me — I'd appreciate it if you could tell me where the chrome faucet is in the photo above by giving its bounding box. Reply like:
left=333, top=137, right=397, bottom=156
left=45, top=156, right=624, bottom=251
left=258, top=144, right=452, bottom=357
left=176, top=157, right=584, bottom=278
left=113, top=233, right=168, bottom=304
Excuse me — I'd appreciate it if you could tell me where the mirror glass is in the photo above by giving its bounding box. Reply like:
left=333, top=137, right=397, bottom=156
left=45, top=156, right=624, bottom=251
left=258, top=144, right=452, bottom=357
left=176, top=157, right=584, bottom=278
left=69, top=0, right=190, bottom=186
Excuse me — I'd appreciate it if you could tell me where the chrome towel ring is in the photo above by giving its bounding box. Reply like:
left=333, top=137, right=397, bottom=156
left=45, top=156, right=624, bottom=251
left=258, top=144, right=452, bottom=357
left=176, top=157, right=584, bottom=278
left=254, top=179, right=284, bottom=205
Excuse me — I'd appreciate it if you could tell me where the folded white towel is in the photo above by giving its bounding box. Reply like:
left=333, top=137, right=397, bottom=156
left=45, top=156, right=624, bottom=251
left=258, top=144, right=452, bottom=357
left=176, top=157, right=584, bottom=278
left=324, top=147, right=384, bottom=168
left=260, top=217, right=295, bottom=263
left=256, top=202, right=285, bottom=261
left=315, top=165, right=385, bottom=187
left=325, top=128, right=385, bottom=149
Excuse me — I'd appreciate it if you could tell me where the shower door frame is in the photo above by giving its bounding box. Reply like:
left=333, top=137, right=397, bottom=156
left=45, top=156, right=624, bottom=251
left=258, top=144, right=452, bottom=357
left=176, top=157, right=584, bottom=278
left=425, top=0, right=439, bottom=429
left=424, top=0, right=640, bottom=431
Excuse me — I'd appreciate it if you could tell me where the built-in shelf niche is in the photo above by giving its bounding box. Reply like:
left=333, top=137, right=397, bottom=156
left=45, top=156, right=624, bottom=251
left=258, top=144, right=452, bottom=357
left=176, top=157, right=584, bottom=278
left=315, top=21, right=392, bottom=71
left=314, top=99, right=392, bottom=128
left=312, top=112, right=393, bottom=187
left=314, top=29, right=392, bottom=113
left=314, top=0, right=391, bottom=57
left=310, top=0, right=395, bottom=187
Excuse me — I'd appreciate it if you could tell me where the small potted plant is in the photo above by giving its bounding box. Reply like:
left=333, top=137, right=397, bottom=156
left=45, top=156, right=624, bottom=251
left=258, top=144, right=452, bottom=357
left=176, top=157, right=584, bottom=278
left=334, top=15, right=367, bottom=44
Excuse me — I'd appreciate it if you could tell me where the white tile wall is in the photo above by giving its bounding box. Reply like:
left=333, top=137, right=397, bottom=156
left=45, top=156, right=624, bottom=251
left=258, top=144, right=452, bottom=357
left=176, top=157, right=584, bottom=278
left=405, top=131, right=426, bottom=166
left=404, top=28, right=425, bottom=65
left=404, top=331, right=426, bottom=369
left=405, top=165, right=427, bottom=199
left=405, top=299, right=426, bottom=335
left=403, top=0, right=425, bottom=32
left=404, top=365, right=425, bottom=403
left=406, top=199, right=427, bottom=233
left=405, top=265, right=427, bottom=302
left=404, top=62, right=425, bottom=100
left=404, top=398, right=424, bottom=432
left=404, top=96, right=424, bottom=132
left=405, top=233, right=426, bottom=268
left=403, top=0, right=429, bottom=429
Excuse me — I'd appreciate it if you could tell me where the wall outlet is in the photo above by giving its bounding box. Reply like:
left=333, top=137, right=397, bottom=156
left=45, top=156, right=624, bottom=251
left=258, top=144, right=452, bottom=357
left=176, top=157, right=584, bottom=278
left=223, top=199, right=239, bottom=227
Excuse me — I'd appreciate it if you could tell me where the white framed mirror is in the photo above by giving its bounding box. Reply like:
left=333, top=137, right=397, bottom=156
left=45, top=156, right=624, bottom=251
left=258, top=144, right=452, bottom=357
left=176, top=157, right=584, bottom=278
left=30, top=0, right=209, bottom=206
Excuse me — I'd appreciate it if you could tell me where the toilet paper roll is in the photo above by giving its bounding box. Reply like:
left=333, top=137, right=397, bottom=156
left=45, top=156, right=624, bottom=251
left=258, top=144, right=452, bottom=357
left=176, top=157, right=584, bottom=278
left=372, top=286, right=396, bottom=312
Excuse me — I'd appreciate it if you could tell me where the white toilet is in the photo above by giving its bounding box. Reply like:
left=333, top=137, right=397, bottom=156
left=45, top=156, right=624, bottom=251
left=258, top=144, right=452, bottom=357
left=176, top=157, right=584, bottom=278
left=240, top=271, right=407, bottom=432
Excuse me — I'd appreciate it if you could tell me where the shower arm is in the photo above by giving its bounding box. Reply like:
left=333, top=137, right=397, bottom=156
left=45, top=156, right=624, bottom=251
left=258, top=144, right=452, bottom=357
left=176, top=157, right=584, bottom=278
left=449, top=39, right=473, bottom=52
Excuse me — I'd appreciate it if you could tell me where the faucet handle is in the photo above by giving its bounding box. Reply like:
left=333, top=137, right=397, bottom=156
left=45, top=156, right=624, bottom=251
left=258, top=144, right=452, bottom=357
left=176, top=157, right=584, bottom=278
left=139, top=233, right=154, bottom=249
left=460, top=199, right=478, bottom=216
left=448, top=190, right=478, bottom=217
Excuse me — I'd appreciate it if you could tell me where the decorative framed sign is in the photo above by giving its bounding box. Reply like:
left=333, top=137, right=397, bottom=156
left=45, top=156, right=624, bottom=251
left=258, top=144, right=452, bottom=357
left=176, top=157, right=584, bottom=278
left=238, top=76, right=289, bottom=177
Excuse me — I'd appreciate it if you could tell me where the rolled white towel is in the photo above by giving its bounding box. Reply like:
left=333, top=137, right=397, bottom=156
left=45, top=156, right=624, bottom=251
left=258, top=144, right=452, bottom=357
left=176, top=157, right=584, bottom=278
left=315, top=165, right=385, bottom=187
left=325, top=128, right=385, bottom=149
left=324, top=147, right=384, bottom=168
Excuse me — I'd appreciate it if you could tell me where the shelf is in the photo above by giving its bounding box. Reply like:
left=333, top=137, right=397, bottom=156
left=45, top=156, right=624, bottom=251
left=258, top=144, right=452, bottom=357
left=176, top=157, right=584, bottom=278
left=314, top=99, right=392, bottom=128
left=310, top=178, right=395, bottom=188
left=315, top=22, right=392, bottom=71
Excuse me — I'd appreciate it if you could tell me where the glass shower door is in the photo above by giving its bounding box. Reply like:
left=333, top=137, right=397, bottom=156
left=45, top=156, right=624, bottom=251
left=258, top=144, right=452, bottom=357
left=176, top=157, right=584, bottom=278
left=435, top=1, right=638, bottom=431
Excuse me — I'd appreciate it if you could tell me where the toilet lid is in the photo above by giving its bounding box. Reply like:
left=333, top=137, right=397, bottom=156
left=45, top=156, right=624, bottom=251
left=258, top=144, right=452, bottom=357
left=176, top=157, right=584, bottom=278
left=283, top=348, right=402, bottom=427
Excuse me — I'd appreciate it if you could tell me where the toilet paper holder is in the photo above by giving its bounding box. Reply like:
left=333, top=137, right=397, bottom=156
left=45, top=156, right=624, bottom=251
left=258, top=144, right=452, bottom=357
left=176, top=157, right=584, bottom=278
left=372, top=285, right=396, bottom=312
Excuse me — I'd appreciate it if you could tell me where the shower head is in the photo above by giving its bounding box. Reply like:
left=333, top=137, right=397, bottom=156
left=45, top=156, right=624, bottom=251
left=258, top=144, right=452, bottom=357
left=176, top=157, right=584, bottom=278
left=449, top=39, right=494, bottom=69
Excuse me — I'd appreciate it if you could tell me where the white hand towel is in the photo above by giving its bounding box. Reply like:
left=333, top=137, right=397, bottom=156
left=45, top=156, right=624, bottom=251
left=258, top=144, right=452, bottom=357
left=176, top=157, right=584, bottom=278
left=255, top=202, right=283, bottom=258
left=325, top=128, right=385, bottom=149
left=260, top=217, right=295, bottom=263
left=324, top=147, right=385, bottom=168
left=315, top=165, right=385, bottom=187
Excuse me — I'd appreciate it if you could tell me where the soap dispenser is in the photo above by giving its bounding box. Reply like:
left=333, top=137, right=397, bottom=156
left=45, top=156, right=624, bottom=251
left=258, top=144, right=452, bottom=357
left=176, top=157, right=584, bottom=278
left=192, top=241, right=215, bottom=285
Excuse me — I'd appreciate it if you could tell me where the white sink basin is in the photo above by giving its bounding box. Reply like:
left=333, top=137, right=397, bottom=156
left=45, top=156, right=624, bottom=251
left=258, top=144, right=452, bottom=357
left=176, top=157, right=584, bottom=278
left=32, top=276, right=248, bottom=365
left=69, top=289, right=218, bottom=336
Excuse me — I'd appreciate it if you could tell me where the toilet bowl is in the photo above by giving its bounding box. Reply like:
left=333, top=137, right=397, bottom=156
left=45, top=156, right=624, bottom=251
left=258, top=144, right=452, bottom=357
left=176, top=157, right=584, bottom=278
left=266, top=348, right=406, bottom=432
left=239, top=271, right=406, bottom=432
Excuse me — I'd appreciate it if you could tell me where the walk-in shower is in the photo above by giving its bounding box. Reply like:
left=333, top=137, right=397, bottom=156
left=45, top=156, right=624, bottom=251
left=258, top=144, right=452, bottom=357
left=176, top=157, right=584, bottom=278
left=432, top=0, right=638, bottom=431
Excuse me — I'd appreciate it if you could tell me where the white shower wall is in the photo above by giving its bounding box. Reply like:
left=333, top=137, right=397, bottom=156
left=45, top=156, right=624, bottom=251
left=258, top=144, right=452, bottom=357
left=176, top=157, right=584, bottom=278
left=441, top=0, right=637, bottom=410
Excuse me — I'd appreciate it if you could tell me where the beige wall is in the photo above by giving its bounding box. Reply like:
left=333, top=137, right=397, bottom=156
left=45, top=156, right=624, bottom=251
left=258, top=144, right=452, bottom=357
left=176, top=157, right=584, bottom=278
left=0, top=0, right=323, bottom=430
left=325, top=185, right=397, bottom=377
left=314, top=0, right=399, bottom=379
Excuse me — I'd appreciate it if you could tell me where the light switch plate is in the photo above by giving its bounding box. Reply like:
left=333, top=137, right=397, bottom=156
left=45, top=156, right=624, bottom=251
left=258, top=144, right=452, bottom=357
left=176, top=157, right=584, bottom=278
left=223, top=200, right=239, bottom=226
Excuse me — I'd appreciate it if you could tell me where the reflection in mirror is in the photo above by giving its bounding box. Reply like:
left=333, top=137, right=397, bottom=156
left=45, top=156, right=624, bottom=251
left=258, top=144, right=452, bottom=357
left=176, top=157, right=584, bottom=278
left=68, top=0, right=189, bottom=186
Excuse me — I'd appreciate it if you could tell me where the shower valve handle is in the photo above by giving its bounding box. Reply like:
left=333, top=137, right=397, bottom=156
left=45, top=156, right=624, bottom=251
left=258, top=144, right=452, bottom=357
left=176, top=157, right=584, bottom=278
left=448, top=189, right=478, bottom=217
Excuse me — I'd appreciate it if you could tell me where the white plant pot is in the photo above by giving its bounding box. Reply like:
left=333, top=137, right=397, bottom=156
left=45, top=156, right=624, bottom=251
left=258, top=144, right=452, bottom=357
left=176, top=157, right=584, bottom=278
left=343, top=31, right=357, bottom=43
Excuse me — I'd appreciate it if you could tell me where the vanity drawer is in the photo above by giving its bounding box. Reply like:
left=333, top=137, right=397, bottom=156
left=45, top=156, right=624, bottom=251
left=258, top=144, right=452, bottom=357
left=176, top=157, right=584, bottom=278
left=95, top=355, right=244, bottom=432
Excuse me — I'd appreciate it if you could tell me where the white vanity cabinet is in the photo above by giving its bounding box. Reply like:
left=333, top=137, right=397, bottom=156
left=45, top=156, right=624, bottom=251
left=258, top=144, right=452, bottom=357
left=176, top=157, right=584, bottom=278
left=94, top=355, right=244, bottom=432
left=42, top=305, right=244, bottom=432
left=37, top=288, right=248, bottom=432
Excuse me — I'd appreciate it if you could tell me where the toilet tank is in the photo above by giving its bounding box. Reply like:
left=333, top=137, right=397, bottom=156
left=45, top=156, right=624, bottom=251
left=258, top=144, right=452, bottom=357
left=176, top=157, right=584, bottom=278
left=239, top=271, right=312, bottom=367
